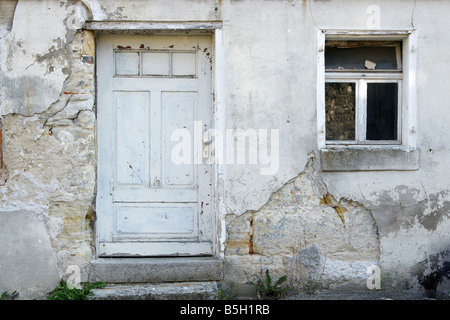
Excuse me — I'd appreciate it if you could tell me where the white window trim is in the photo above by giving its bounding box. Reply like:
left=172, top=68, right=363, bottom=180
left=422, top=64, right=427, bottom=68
left=317, top=29, right=418, bottom=150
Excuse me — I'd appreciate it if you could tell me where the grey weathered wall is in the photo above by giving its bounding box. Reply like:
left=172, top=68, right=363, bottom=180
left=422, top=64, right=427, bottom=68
left=0, top=0, right=96, bottom=296
left=315, top=0, right=450, bottom=292
left=0, top=0, right=449, bottom=298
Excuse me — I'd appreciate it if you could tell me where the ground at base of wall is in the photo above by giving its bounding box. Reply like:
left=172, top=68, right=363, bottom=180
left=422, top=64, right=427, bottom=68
left=88, top=281, right=448, bottom=301
left=85, top=288, right=450, bottom=300
left=285, top=290, right=450, bottom=300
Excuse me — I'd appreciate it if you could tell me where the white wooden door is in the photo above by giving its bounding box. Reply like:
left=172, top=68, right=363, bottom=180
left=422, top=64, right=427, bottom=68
left=96, top=34, right=214, bottom=257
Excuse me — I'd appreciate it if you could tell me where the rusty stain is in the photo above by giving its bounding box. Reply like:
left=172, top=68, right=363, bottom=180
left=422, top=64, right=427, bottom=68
left=63, top=92, right=85, bottom=95
left=320, top=193, right=334, bottom=205
left=169, top=45, right=174, bottom=48
left=320, top=194, right=347, bottom=227
left=325, top=194, right=333, bottom=205
left=226, top=240, right=251, bottom=250
left=334, top=206, right=347, bottom=226
left=82, top=30, right=95, bottom=56
left=140, top=44, right=145, bottom=48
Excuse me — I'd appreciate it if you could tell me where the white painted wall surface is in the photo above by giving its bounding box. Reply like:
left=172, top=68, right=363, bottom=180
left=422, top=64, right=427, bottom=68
left=0, top=0, right=449, bottom=295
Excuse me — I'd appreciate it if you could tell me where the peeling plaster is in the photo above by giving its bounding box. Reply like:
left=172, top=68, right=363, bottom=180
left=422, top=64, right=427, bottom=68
left=1, top=0, right=82, bottom=116
left=0, top=1, right=96, bottom=282
left=224, top=155, right=380, bottom=292
left=79, top=0, right=107, bottom=20
left=0, top=0, right=18, bottom=38
left=411, top=250, right=450, bottom=291
left=371, top=187, right=450, bottom=235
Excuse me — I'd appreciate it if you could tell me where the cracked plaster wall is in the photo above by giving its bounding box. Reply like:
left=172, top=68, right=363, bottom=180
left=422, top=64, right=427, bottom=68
left=224, top=156, right=380, bottom=295
left=0, top=0, right=95, bottom=288
left=313, top=1, right=450, bottom=292
left=0, top=0, right=449, bottom=297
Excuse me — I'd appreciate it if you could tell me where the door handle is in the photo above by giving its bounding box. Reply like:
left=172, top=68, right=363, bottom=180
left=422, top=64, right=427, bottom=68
left=203, top=130, right=210, bottom=159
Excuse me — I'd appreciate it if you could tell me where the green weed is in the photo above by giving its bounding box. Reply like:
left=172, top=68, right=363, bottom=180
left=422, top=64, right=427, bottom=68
left=46, top=280, right=106, bottom=300
left=252, top=269, right=289, bottom=300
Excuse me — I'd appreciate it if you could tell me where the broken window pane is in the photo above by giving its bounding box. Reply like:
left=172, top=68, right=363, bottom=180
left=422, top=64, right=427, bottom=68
left=366, top=83, right=398, bottom=140
left=325, top=42, right=400, bottom=70
left=325, top=82, right=356, bottom=141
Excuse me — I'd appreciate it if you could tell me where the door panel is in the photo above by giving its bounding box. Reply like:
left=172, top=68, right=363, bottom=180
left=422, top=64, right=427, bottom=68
left=97, top=34, right=214, bottom=257
left=162, top=92, right=196, bottom=186
left=115, top=91, right=150, bottom=185
left=115, top=204, right=197, bottom=236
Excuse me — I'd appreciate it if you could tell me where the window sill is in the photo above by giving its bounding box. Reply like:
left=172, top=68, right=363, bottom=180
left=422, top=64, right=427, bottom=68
left=320, top=146, right=419, bottom=172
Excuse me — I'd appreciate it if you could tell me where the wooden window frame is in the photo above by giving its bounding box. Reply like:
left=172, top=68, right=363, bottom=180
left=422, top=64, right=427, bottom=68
left=317, top=30, right=419, bottom=171
left=325, top=77, right=403, bottom=145
left=317, top=30, right=418, bottom=150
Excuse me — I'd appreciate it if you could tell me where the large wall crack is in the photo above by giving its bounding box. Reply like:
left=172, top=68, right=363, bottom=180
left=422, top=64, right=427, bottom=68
left=225, top=153, right=380, bottom=292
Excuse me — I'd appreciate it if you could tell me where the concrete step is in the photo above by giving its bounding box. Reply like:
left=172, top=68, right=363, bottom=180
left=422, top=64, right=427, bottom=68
left=88, top=282, right=218, bottom=300
left=88, top=257, right=224, bottom=283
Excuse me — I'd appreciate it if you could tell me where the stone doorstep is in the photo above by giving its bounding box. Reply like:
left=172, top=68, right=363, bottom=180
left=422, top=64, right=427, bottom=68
left=88, top=282, right=219, bottom=300
left=88, top=257, right=224, bottom=284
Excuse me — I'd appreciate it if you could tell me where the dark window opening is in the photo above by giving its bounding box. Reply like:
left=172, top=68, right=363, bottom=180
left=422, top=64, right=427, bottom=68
left=366, top=83, right=398, bottom=140
left=325, top=41, right=401, bottom=70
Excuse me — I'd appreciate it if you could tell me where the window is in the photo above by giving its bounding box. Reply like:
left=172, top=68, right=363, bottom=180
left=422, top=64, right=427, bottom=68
left=325, top=40, right=402, bottom=144
left=114, top=50, right=197, bottom=77
left=317, top=31, right=419, bottom=171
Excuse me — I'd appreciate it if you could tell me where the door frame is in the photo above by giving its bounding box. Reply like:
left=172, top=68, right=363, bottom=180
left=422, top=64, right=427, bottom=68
left=90, top=22, right=225, bottom=259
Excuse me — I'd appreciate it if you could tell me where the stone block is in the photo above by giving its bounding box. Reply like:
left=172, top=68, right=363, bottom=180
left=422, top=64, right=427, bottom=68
left=89, top=257, right=224, bottom=283
left=89, top=282, right=218, bottom=300
left=0, top=211, right=60, bottom=299
left=320, top=147, right=420, bottom=171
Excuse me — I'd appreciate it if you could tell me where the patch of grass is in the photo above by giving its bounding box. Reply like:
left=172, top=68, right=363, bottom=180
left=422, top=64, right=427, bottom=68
left=46, top=280, right=106, bottom=300
left=252, top=269, right=289, bottom=300
left=1, top=291, right=18, bottom=300
left=218, top=287, right=236, bottom=300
